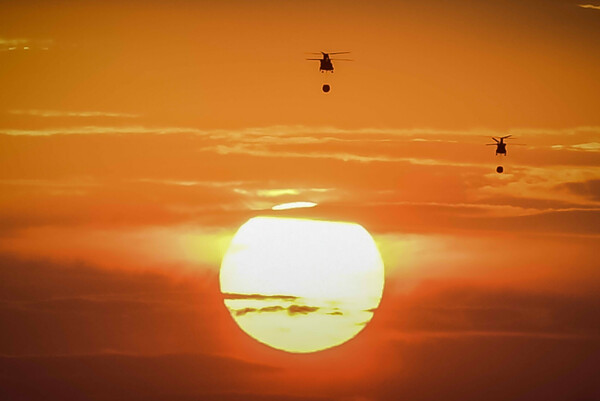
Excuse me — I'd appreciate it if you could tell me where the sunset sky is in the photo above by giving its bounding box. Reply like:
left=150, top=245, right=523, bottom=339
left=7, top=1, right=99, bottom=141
left=1, top=1, right=599, bottom=400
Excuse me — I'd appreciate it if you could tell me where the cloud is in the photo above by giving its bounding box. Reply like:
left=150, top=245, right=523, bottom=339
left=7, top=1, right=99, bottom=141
left=0, top=223, right=235, bottom=275
left=234, top=307, right=258, bottom=316
left=359, top=279, right=600, bottom=400
left=202, top=143, right=483, bottom=167
left=411, top=137, right=458, bottom=143
left=204, top=143, right=397, bottom=163
left=0, top=37, right=53, bottom=51
left=558, top=179, right=600, bottom=201
left=303, top=200, right=600, bottom=237
left=0, top=38, right=32, bottom=46
left=472, top=193, right=597, bottom=210
left=260, top=305, right=286, bottom=313
left=135, top=178, right=250, bottom=188
left=234, top=187, right=333, bottom=199
left=0, top=353, right=281, bottom=401
left=0, top=125, right=202, bottom=136
left=230, top=304, right=319, bottom=317
left=287, top=305, right=320, bottom=315
left=390, top=330, right=594, bottom=341
left=1, top=174, right=598, bottom=242
left=0, top=176, right=252, bottom=233
left=506, top=126, right=600, bottom=136
left=0, top=254, right=231, bottom=356
left=223, top=293, right=299, bottom=302
left=552, top=142, right=600, bottom=152
left=571, top=142, right=600, bottom=151
left=1, top=125, right=599, bottom=239
left=133, top=180, right=332, bottom=202
left=3, top=124, right=598, bottom=139
left=475, top=164, right=600, bottom=207
left=368, top=335, right=600, bottom=401
left=460, top=207, right=600, bottom=235
left=578, top=4, right=600, bottom=10
left=233, top=305, right=287, bottom=316
left=376, top=280, right=600, bottom=343
left=8, top=110, right=140, bottom=118
left=0, top=126, right=596, bottom=193
left=1, top=256, right=599, bottom=401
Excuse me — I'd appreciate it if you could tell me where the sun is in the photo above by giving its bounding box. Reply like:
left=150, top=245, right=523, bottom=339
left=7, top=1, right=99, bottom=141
left=220, top=215, right=384, bottom=353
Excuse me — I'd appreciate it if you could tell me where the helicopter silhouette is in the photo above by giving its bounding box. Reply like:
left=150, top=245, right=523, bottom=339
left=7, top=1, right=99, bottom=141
left=306, top=52, right=352, bottom=72
left=486, top=135, right=513, bottom=156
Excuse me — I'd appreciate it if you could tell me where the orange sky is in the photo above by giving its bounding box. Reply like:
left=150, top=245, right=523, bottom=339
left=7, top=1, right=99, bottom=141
left=1, top=1, right=599, bottom=400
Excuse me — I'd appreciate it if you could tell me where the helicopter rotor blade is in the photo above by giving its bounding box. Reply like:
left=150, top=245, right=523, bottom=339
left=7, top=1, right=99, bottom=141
left=328, top=51, right=351, bottom=55
left=492, top=137, right=499, bottom=142
left=330, top=58, right=354, bottom=61
left=501, top=135, right=513, bottom=139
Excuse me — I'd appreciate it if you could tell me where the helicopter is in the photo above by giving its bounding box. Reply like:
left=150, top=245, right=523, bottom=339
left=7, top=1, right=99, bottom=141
left=486, top=135, right=513, bottom=156
left=306, top=51, right=352, bottom=72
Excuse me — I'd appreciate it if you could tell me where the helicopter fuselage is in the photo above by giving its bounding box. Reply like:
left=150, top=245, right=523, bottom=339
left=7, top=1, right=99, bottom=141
left=319, top=57, right=334, bottom=72
left=307, top=52, right=349, bottom=73
left=496, top=142, right=507, bottom=155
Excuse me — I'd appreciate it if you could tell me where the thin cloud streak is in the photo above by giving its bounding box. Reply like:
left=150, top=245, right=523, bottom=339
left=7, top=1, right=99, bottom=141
left=232, top=305, right=321, bottom=317
left=0, top=37, right=54, bottom=51
left=0, top=178, right=100, bottom=188
left=222, top=293, right=299, bottom=302
left=551, top=142, right=600, bottom=152
left=362, top=200, right=600, bottom=217
left=2, top=124, right=599, bottom=139
left=0, top=126, right=202, bottom=136
left=235, top=188, right=333, bottom=198
left=571, top=142, right=600, bottom=151
left=476, top=165, right=600, bottom=207
left=8, top=110, right=140, bottom=118
left=134, top=178, right=250, bottom=188
left=389, top=330, right=598, bottom=341
left=202, top=143, right=486, bottom=167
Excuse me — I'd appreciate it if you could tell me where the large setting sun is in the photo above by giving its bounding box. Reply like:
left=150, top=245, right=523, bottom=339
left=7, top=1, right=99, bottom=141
left=220, top=215, right=385, bottom=353
left=2, top=1, right=599, bottom=399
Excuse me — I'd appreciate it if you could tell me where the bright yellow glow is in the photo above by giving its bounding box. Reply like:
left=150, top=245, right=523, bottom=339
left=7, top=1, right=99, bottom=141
left=220, top=216, right=384, bottom=353
left=271, top=201, right=317, bottom=210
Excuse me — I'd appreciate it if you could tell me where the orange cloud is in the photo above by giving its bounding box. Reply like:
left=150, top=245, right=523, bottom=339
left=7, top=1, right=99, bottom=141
left=578, top=4, right=600, bottom=10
